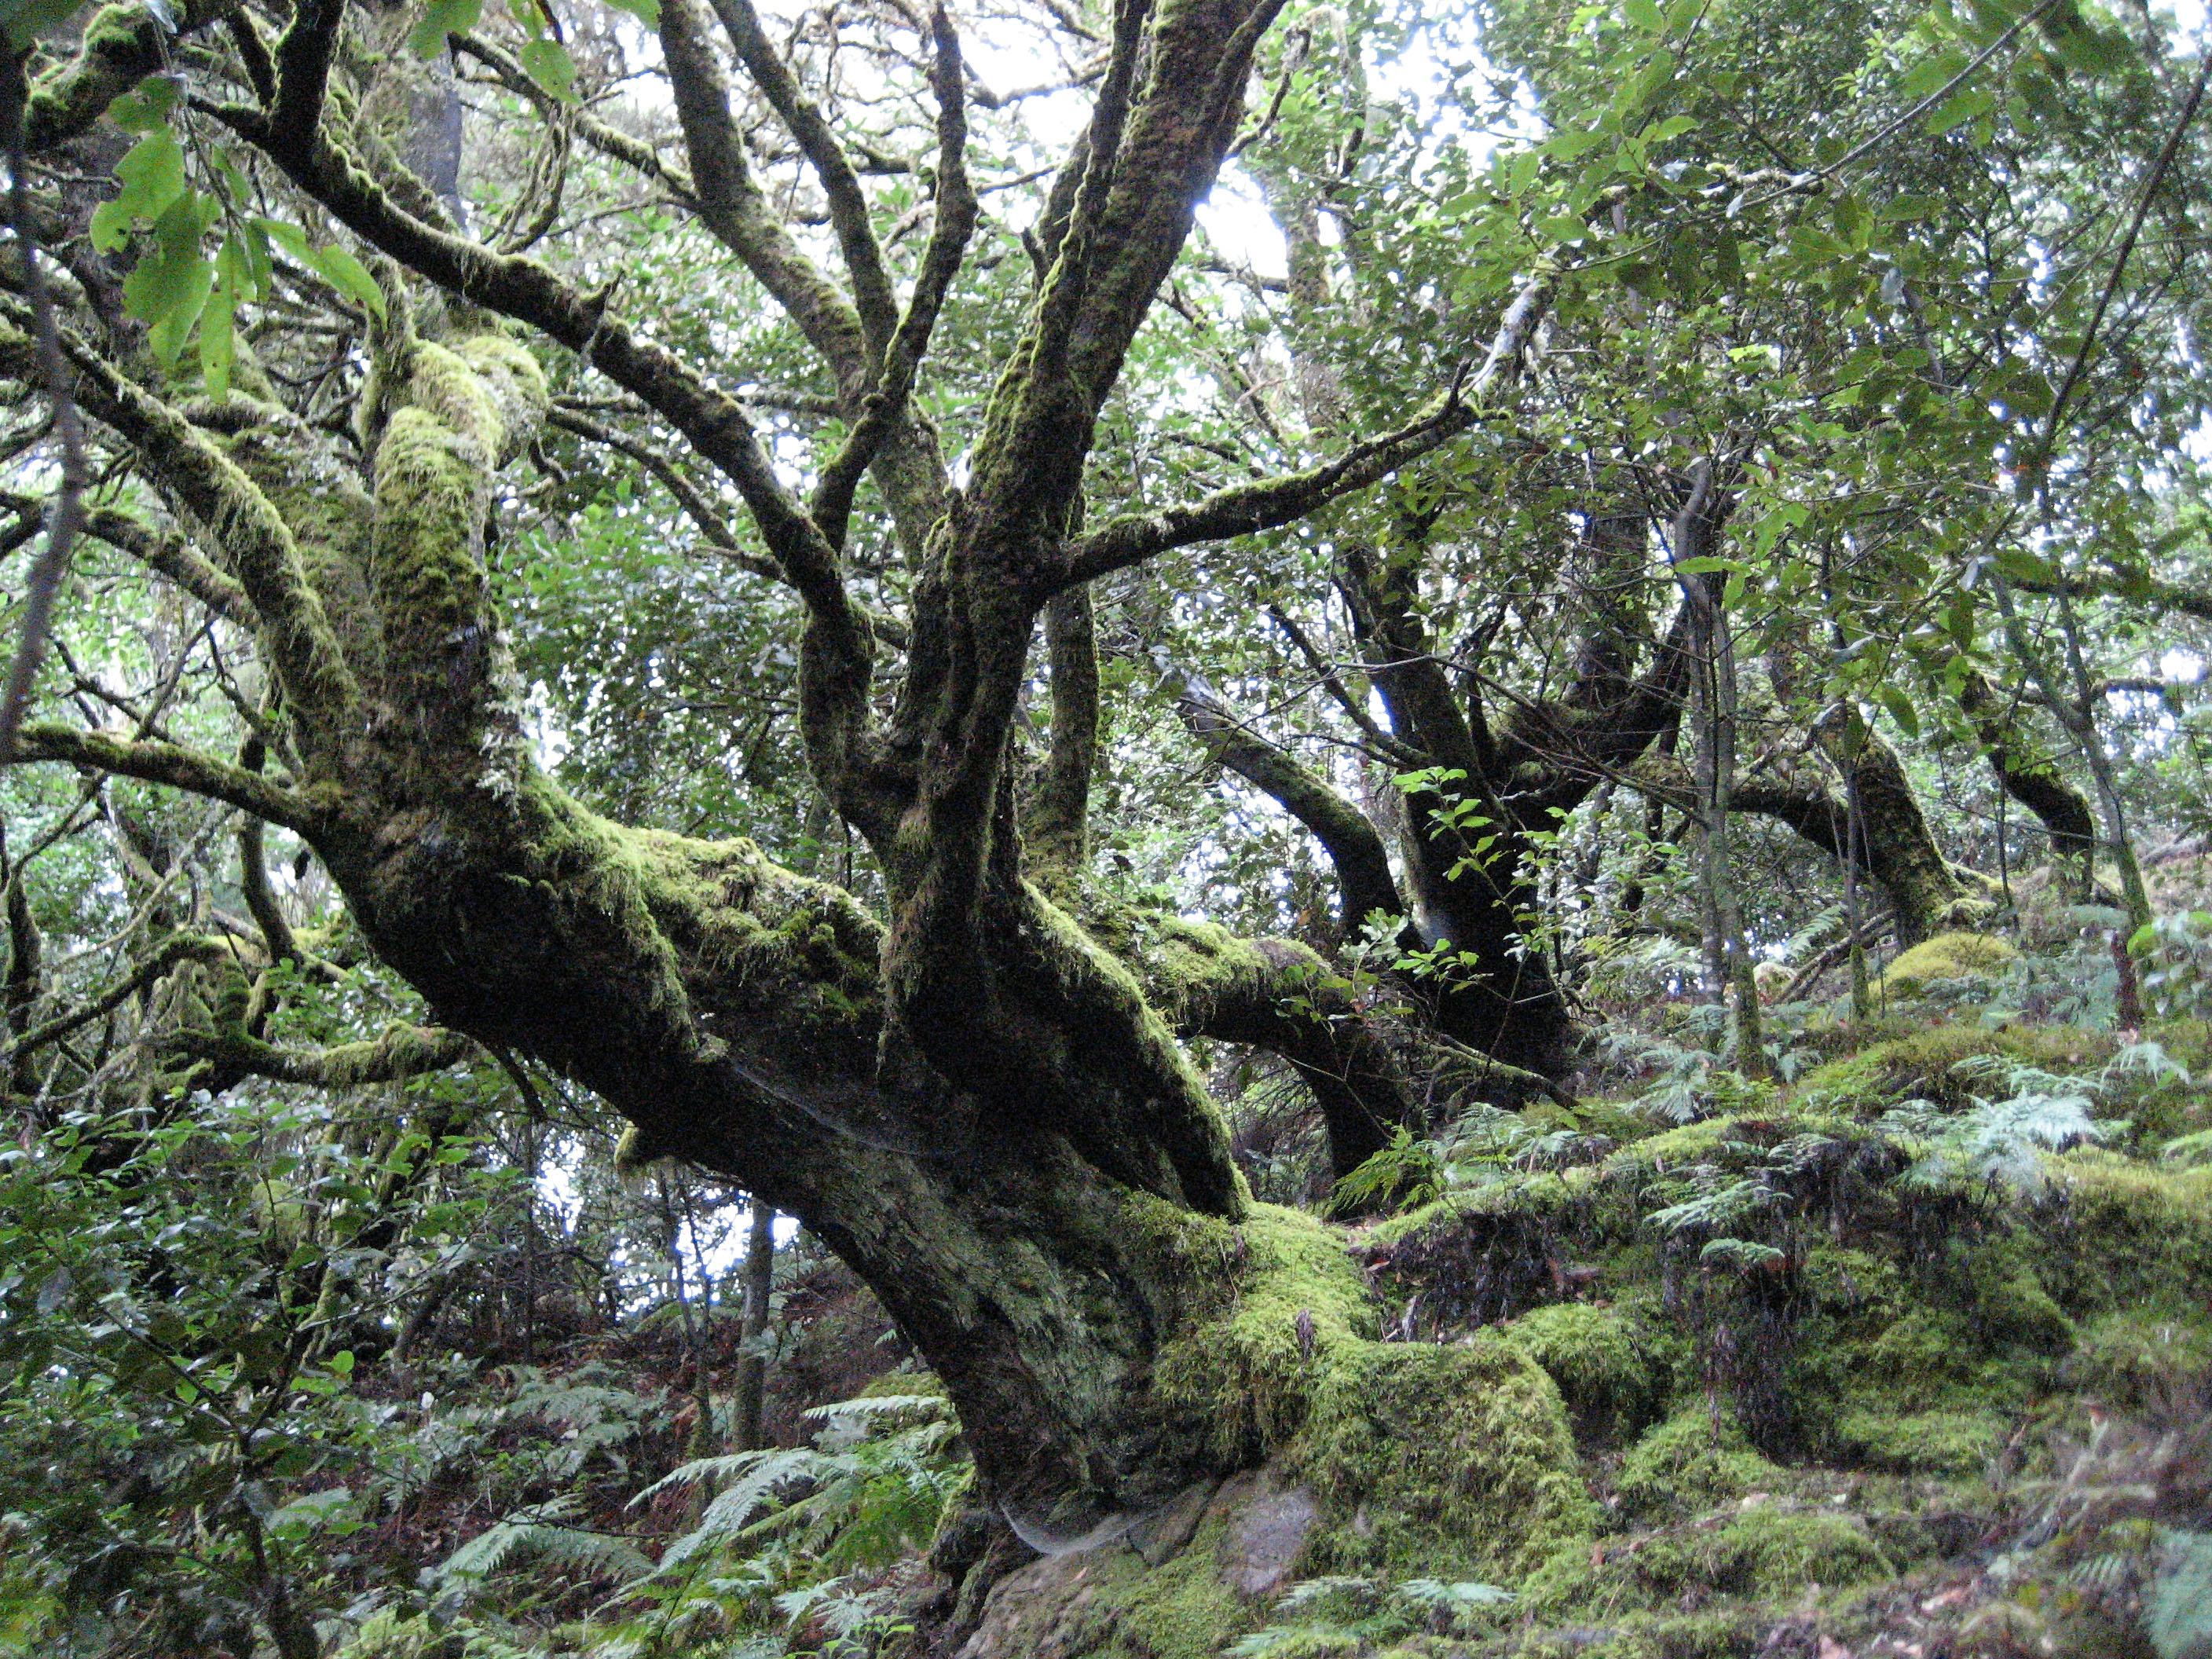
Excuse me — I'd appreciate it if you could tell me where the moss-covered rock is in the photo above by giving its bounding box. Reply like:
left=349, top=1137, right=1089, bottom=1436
left=1829, top=1406, right=2007, bottom=1474
left=1795, top=1022, right=2109, bottom=1113
left=1613, top=1405, right=1786, bottom=1520
left=1518, top=1497, right=1893, bottom=1626
left=1492, top=1303, right=1666, bottom=1448
left=1872, top=931, right=2018, bottom=999
left=1293, top=1335, right=1596, bottom=1581
left=2064, top=1313, right=2212, bottom=1413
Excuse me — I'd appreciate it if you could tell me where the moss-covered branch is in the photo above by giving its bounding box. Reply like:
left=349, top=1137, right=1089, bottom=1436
left=1166, top=661, right=1401, bottom=936
left=176, top=1022, right=477, bottom=1086
left=220, top=111, right=887, bottom=821
left=655, top=0, right=871, bottom=392
left=7, top=723, right=318, bottom=830
left=1028, top=588, right=1100, bottom=884
left=707, top=0, right=900, bottom=357
left=1105, top=908, right=1414, bottom=1178
left=0, top=309, right=361, bottom=734
left=1064, top=390, right=1478, bottom=588
left=368, top=333, right=548, bottom=768
left=20, top=0, right=225, bottom=152
left=5, top=930, right=233, bottom=1060
left=81, top=508, right=255, bottom=627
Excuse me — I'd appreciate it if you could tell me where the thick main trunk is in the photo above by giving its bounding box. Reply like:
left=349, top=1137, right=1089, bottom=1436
left=320, top=771, right=1251, bottom=1531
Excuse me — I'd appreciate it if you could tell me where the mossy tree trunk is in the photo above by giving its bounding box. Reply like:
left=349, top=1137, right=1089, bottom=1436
left=2, top=0, right=1536, bottom=1547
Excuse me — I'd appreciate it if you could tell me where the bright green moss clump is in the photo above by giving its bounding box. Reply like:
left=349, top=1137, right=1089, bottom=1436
left=1152, top=1203, right=1381, bottom=1465
left=1614, top=1404, right=1785, bottom=1519
left=1873, top=931, right=2018, bottom=998
left=1291, top=1335, right=1596, bottom=1581
left=1492, top=1303, right=1665, bottom=1445
left=1515, top=1500, right=1892, bottom=1656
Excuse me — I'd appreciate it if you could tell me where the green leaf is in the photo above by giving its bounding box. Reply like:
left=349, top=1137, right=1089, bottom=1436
left=90, top=129, right=187, bottom=252
left=407, top=0, right=484, bottom=55
left=200, top=278, right=236, bottom=399
left=518, top=36, right=579, bottom=103
left=124, top=193, right=219, bottom=368
left=105, top=75, right=182, bottom=135
left=1622, top=0, right=1662, bottom=31
left=1897, top=50, right=1967, bottom=99
left=1875, top=682, right=1921, bottom=740
left=602, top=0, right=657, bottom=20
left=303, top=244, right=387, bottom=317
left=1925, top=84, right=1994, bottom=136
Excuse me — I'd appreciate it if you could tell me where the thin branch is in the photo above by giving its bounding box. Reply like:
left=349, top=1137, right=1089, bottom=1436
left=0, top=53, right=90, bottom=760
left=548, top=405, right=782, bottom=583
left=709, top=0, right=899, bottom=353
left=1060, top=277, right=1549, bottom=588
left=6, top=931, right=233, bottom=1060
left=808, top=5, right=974, bottom=548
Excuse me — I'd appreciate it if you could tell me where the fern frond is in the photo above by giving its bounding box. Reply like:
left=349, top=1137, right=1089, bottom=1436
left=435, top=1500, right=654, bottom=1588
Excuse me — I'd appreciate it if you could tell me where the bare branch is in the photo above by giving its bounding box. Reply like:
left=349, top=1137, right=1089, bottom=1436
left=1061, top=278, right=1551, bottom=588
left=809, top=5, right=976, bottom=548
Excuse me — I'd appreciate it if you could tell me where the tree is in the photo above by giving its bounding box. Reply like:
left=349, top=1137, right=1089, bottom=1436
left=4, top=0, right=2210, bottom=1643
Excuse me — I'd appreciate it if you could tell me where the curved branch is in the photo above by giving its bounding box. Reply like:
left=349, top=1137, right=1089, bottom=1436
left=177, top=1022, right=478, bottom=1086
left=655, top=0, right=871, bottom=391
left=6, top=723, right=318, bottom=831
left=21, top=0, right=226, bottom=153
left=707, top=0, right=901, bottom=355
left=0, top=309, right=361, bottom=731
left=5, top=930, right=233, bottom=1060
left=1102, top=909, right=1411, bottom=1179
left=81, top=507, right=254, bottom=626
left=1061, top=276, right=1547, bottom=590
left=1164, top=661, right=1401, bottom=935
left=546, top=406, right=782, bottom=584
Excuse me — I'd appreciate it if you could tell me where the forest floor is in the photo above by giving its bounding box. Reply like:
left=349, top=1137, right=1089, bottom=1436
left=324, top=934, right=2212, bottom=1659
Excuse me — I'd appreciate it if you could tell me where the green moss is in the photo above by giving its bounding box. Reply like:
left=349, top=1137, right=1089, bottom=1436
left=1493, top=1303, right=1664, bottom=1448
left=1614, top=1404, right=1785, bottom=1519
left=1291, top=1335, right=1595, bottom=1581
left=1830, top=1406, right=2006, bottom=1474
left=1153, top=1203, right=1381, bottom=1465
left=2031, top=1152, right=2212, bottom=1319
left=1796, top=1023, right=2109, bottom=1112
left=1522, top=1500, right=1891, bottom=1624
left=2064, top=1312, right=2212, bottom=1412
left=964, top=1509, right=1263, bottom=1659
left=1873, top=931, right=2017, bottom=999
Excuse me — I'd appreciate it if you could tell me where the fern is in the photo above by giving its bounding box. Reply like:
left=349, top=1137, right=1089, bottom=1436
left=2148, top=1529, right=2212, bottom=1659
left=434, top=1496, right=655, bottom=1587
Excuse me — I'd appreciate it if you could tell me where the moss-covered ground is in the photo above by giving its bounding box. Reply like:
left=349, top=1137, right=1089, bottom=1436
left=966, top=1014, right=2212, bottom=1659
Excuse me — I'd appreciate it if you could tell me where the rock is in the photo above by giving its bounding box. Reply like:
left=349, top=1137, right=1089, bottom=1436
left=1214, top=1467, right=1319, bottom=1598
